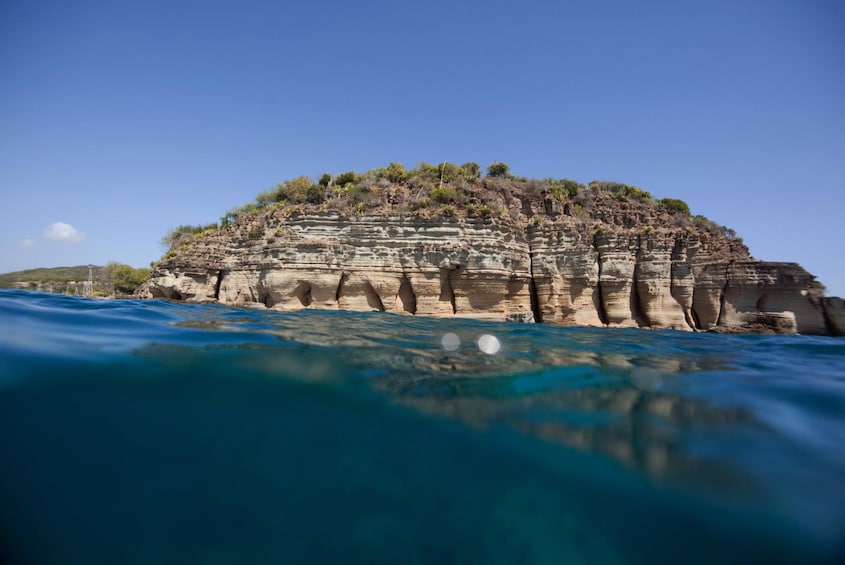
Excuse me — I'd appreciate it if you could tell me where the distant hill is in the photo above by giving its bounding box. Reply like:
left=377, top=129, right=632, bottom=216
left=0, top=264, right=149, bottom=296
left=0, top=265, right=107, bottom=290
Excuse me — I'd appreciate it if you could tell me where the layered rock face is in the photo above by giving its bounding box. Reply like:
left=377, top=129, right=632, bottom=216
left=139, top=209, right=842, bottom=335
left=143, top=214, right=535, bottom=322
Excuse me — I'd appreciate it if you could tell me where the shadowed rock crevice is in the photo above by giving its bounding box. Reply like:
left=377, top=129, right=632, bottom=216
left=594, top=266, right=609, bottom=325
left=294, top=282, right=312, bottom=307
left=214, top=270, right=225, bottom=301
left=397, top=275, right=416, bottom=314
left=255, top=281, right=274, bottom=308
left=440, top=269, right=457, bottom=315
left=690, top=305, right=703, bottom=331
left=630, top=239, right=649, bottom=327
left=528, top=275, right=541, bottom=324
left=526, top=234, right=542, bottom=323
left=630, top=263, right=647, bottom=327
left=335, top=272, right=348, bottom=302
left=261, top=292, right=275, bottom=308
left=364, top=281, right=385, bottom=312
left=716, top=265, right=731, bottom=327
left=691, top=281, right=714, bottom=331
left=592, top=234, right=609, bottom=326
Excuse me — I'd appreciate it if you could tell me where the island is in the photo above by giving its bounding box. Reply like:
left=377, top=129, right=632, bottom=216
left=137, top=161, right=844, bottom=335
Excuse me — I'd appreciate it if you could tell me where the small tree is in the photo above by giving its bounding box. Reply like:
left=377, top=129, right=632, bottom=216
left=318, top=173, right=332, bottom=187
left=658, top=198, right=691, bottom=216
left=335, top=171, right=360, bottom=187
left=221, top=202, right=259, bottom=226
left=386, top=162, right=408, bottom=183
left=107, top=263, right=150, bottom=295
left=305, top=184, right=327, bottom=204
left=284, top=176, right=313, bottom=202
left=255, top=189, right=276, bottom=208
left=561, top=179, right=579, bottom=198
left=487, top=161, right=510, bottom=178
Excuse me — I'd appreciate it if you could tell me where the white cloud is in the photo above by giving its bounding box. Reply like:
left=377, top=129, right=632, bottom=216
left=44, top=221, right=84, bottom=243
left=20, top=238, right=36, bottom=249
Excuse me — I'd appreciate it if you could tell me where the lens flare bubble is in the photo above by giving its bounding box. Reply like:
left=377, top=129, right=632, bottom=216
left=477, top=334, right=501, bottom=355
left=441, top=332, right=461, bottom=351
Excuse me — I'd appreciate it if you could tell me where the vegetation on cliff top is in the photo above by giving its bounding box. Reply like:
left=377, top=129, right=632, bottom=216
left=161, top=161, right=742, bottom=251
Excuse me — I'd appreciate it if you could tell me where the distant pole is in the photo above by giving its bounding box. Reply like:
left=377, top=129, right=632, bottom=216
left=86, top=264, right=93, bottom=297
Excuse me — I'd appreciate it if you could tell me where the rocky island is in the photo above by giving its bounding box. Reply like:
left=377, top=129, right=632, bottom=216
left=138, top=162, right=844, bottom=335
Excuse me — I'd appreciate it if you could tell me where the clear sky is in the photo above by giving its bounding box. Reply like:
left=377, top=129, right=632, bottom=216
left=1, top=0, right=843, bottom=296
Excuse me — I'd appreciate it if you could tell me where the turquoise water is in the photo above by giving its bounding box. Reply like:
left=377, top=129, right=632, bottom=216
left=1, top=289, right=843, bottom=564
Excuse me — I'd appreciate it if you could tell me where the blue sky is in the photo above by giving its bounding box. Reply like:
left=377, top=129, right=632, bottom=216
left=1, top=0, right=843, bottom=296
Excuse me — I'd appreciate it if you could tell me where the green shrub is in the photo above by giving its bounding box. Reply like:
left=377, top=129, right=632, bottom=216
left=658, top=198, right=691, bottom=215
left=722, top=227, right=741, bottom=241
left=693, top=214, right=720, bottom=234
left=594, top=181, right=652, bottom=202
left=549, top=178, right=579, bottom=201
left=255, top=190, right=276, bottom=208
left=562, top=179, right=579, bottom=198
left=342, top=183, right=379, bottom=210
left=107, top=263, right=150, bottom=294
left=409, top=162, right=440, bottom=181
left=461, top=162, right=481, bottom=181
left=161, top=223, right=219, bottom=248
left=305, top=184, right=327, bottom=204
left=272, top=176, right=313, bottom=203
left=430, top=186, right=458, bottom=204
left=221, top=201, right=260, bottom=227
left=487, top=161, right=510, bottom=178
left=468, top=203, right=492, bottom=218
left=386, top=162, right=408, bottom=183
left=318, top=173, right=332, bottom=187
left=335, top=171, right=360, bottom=187
left=441, top=205, right=456, bottom=217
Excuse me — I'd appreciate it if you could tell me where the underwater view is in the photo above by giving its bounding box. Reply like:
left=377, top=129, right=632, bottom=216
left=1, top=289, right=843, bottom=564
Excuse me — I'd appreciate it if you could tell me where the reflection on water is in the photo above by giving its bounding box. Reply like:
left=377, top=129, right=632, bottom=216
left=169, top=307, right=845, bottom=543
left=167, top=309, right=811, bottom=500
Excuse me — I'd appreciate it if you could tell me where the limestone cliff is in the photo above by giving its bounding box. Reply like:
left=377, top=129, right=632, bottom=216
left=139, top=171, right=842, bottom=335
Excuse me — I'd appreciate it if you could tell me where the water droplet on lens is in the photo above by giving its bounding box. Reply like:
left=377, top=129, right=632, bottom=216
left=477, top=334, right=501, bottom=355
left=441, top=332, right=461, bottom=351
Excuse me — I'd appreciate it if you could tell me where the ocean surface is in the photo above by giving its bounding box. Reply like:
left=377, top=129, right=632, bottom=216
left=1, top=289, right=843, bottom=564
